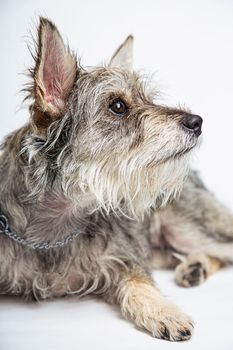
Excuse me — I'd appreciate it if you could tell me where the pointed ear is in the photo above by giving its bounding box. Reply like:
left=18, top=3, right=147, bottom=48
left=32, top=17, right=77, bottom=128
left=109, top=35, right=134, bottom=70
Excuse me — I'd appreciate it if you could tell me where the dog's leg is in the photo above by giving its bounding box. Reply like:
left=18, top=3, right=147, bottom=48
left=109, top=269, right=193, bottom=341
left=174, top=252, right=223, bottom=287
left=157, top=172, right=233, bottom=286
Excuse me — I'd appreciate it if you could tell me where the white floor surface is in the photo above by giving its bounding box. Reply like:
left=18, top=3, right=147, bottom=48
left=1, top=268, right=233, bottom=350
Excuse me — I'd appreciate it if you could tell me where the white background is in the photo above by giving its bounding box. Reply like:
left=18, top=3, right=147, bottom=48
left=1, top=1, right=233, bottom=349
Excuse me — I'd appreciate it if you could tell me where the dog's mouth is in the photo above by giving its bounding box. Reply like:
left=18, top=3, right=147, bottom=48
left=174, top=144, right=197, bottom=159
left=155, top=143, right=197, bottom=166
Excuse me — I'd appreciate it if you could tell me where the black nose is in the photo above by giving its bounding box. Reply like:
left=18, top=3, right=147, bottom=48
left=182, top=114, right=203, bottom=136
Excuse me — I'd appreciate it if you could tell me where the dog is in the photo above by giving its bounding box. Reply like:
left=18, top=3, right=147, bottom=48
left=0, top=17, right=232, bottom=342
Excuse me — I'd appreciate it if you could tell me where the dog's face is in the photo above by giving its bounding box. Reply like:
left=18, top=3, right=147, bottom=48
left=26, top=18, right=202, bottom=217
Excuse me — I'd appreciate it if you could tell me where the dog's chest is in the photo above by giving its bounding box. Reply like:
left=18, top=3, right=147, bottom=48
left=25, top=191, right=82, bottom=244
left=149, top=212, right=173, bottom=249
left=149, top=207, right=200, bottom=254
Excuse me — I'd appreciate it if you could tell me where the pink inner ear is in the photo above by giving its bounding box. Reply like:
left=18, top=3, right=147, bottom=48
left=43, top=30, right=64, bottom=104
left=40, top=28, right=75, bottom=111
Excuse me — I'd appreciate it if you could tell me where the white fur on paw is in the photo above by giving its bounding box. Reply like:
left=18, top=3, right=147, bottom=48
left=121, top=278, right=194, bottom=341
left=148, top=302, right=194, bottom=341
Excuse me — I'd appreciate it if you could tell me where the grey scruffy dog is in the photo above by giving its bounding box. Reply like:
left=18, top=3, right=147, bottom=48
left=1, top=17, right=233, bottom=342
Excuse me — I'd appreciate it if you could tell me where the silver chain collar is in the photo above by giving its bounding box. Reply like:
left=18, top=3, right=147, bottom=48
left=0, top=214, right=82, bottom=250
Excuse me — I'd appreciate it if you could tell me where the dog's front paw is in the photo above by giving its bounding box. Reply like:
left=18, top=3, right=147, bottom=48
left=150, top=303, right=194, bottom=341
left=175, top=253, right=208, bottom=287
left=128, top=299, right=194, bottom=341
left=120, top=277, right=194, bottom=341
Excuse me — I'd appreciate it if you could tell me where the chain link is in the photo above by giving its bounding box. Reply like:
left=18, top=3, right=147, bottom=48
left=0, top=214, right=81, bottom=250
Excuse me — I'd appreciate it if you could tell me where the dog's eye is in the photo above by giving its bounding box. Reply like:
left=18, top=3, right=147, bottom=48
left=109, top=98, right=128, bottom=116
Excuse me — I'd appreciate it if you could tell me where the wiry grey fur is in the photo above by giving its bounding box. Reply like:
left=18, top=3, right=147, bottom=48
left=0, top=17, right=233, bottom=342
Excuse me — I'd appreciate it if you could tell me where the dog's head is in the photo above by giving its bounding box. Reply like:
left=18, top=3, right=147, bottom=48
left=25, top=17, right=202, bottom=218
